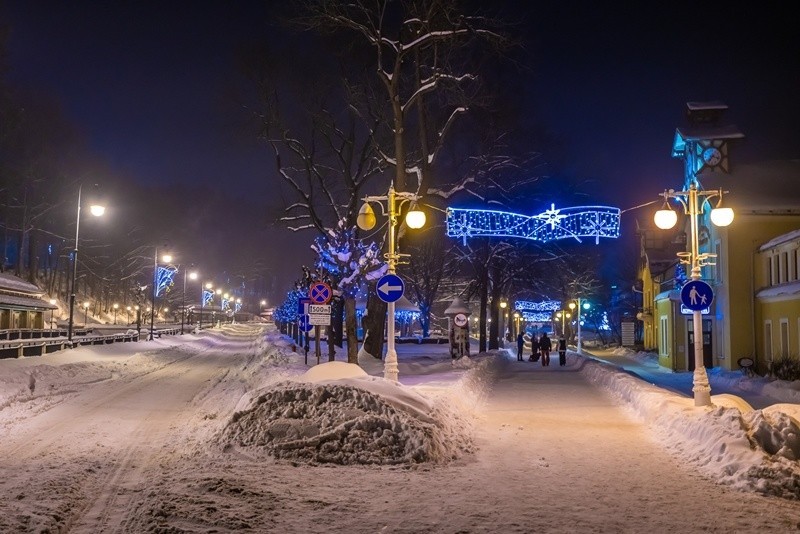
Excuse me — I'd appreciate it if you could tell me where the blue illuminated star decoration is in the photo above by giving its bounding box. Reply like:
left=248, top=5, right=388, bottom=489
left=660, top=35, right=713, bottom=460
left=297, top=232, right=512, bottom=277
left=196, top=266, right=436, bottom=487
left=155, top=266, right=177, bottom=297
left=446, top=204, right=620, bottom=245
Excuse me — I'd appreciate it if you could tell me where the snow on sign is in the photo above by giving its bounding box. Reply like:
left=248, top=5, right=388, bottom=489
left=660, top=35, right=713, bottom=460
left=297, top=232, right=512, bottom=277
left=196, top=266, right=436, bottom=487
left=376, top=274, right=404, bottom=303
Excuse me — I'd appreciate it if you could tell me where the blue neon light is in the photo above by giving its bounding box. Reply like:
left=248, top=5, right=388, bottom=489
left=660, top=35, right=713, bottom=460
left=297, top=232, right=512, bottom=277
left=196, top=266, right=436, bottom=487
left=202, top=289, right=214, bottom=306
left=155, top=266, right=177, bottom=297
left=446, top=204, right=620, bottom=245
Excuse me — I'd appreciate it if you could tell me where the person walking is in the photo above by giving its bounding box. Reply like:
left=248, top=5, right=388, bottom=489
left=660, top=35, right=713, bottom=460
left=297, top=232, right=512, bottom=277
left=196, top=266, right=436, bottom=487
left=516, top=332, right=525, bottom=361
left=539, top=332, right=551, bottom=367
left=558, top=336, right=567, bottom=366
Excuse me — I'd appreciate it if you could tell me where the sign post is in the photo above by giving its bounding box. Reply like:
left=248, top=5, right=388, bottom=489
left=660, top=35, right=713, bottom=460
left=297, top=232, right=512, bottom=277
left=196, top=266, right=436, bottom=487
left=308, top=282, right=333, bottom=365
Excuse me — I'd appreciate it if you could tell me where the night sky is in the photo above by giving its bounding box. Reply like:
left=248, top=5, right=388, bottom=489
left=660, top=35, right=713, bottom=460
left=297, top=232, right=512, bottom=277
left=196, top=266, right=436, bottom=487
left=2, top=1, right=798, bottom=297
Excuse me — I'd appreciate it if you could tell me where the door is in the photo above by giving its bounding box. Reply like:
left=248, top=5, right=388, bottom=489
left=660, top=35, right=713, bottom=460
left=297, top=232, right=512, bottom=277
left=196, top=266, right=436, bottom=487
left=687, top=318, right=713, bottom=370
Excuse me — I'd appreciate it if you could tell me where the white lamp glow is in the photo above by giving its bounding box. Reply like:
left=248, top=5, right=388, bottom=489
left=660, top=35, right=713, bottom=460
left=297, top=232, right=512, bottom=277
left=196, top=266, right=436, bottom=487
left=405, top=209, right=426, bottom=229
left=89, top=204, right=105, bottom=217
left=654, top=208, right=678, bottom=229
left=710, top=207, right=734, bottom=227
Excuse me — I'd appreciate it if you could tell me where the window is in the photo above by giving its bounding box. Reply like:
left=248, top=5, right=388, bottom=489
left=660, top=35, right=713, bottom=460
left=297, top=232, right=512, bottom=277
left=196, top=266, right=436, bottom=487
left=660, top=315, right=669, bottom=356
left=768, top=256, right=774, bottom=286
left=765, top=321, right=773, bottom=362
left=781, top=252, right=789, bottom=283
left=780, top=319, right=789, bottom=358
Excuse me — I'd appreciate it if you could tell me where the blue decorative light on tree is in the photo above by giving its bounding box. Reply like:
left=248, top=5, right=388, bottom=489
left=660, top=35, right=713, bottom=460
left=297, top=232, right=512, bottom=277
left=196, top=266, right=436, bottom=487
left=311, top=218, right=386, bottom=297
left=155, top=266, right=177, bottom=297
left=446, top=204, right=621, bottom=245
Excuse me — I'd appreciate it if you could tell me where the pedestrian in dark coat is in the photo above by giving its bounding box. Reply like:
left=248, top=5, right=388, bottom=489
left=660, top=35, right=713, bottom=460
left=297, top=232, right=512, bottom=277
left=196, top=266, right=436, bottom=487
left=558, top=337, right=567, bottom=366
left=516, top=332, right=525, bottom=361
left=539, top=333, right=551, bottom=367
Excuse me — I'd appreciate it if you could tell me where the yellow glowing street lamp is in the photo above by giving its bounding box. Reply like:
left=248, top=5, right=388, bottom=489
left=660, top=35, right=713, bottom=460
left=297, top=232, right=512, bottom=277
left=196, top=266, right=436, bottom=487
left=67, top=184, right=106, bottom=343
left=654, top=183, right=733, bottom=407
left=555, top=310, right=571, bottom=338
left=356, top=183, right=426, bottom=381
left=181, top=270, right=198, bottom=334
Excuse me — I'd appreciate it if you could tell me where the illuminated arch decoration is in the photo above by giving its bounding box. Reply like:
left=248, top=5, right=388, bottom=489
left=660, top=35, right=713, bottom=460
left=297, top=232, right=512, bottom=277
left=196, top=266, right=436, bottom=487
left=446, top=204, right=620, bottom=245
left=155, top=266, right=177, bottom=297
left=515, top=300, right=560, bottom=322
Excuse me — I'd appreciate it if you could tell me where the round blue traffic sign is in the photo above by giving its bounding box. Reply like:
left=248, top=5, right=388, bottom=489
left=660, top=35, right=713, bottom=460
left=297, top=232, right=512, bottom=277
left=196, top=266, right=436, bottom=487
left=681, top=280, right=714, bottom=311
left=376, top=274, right=404, bottom=303
left=298, top=315, right=312, bottom=332
left=309, top=281, right=332, bottom=304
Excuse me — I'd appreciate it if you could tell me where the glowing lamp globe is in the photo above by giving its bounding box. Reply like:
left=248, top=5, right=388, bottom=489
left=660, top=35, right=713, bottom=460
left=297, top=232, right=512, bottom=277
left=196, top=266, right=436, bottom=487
left=357, top=203, right=376, bottom=230
left=710, top=207, right=734, bottom=227
left=89, top=204, right=106, bottom=217
left=405, top=209, right=426, bottom=229
left=654, top=208, right=678, bottom=229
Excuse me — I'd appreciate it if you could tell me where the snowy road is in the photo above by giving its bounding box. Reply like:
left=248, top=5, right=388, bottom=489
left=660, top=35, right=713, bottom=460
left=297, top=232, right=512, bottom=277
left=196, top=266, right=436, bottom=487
left=0, top=328, right=798, bottom=533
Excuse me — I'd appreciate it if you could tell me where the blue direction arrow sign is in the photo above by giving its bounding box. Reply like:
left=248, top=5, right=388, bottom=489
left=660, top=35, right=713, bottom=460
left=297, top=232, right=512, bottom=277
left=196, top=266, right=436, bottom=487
left=680, top=280, right=714, bottom=311
left=298, top=315, right=312, bottom=332
left=377, top=274, right=404, bottom=303
left=297, top=297, right=311, bottom=317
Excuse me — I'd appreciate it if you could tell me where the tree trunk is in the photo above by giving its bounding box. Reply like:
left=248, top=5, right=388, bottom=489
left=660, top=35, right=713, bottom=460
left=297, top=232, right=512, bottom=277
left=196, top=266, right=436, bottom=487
left=362, top=284, right=386, bottom=360
left=345, top=297, right=358, bottom=364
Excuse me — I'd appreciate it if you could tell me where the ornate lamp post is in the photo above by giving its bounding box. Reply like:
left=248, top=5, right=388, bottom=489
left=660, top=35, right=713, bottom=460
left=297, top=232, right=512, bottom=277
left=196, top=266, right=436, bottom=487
left=67, top=185, right=105, bottom=343
left=555, top=310, right=571, bottom=338
left=568, top=299, right=591, bottom=353
left=181, top=270, right=198, bottom=334
left=654, top=184, right=733, bottom=407
left=356, top=183, right=426, bottom=381
left=200, top=282, right=213, bottom=330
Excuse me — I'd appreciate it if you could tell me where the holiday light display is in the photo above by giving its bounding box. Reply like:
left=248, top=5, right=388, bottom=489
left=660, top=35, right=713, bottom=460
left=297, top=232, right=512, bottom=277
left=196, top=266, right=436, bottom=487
left=446, top=204, right=620, bottom=245
left=202, top=289, right=214, bottom=306
left=515, top=300, right=561, bottom=323
left=155, top=266, right=177, bottom=297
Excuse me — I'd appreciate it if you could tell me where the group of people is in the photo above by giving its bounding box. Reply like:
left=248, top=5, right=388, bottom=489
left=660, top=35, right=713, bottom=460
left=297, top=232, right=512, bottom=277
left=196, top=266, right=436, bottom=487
left=516, top=332, right=568, bottom=366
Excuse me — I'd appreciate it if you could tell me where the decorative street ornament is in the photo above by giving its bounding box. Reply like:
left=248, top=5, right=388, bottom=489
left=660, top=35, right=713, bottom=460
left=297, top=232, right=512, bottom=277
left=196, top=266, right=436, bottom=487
left=202, top=289, right=214, bottom=306
left=155, top=266, right=177, bottom=297
left=515, top=300, right=561, bottom=322
left=446, top=204, right=621, bottom=245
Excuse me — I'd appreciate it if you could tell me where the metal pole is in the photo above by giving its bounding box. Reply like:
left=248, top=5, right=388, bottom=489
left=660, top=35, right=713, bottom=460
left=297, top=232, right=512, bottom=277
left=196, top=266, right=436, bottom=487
left=199, top=289, right=204, bottom=331
left=181, top=270, right=186, bottom=334
left=688, top=184, right=712, bottom=406
left=384, top=185, right=399, bottom=381
left=577, top=297, right=582, bottom=354
left=149, top=248, right=157, bottom=341
left=67, top=185, right=82, bottom=343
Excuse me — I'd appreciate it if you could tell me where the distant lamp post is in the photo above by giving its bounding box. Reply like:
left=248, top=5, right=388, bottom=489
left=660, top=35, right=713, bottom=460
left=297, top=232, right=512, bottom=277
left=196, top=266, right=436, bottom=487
left=83, top=301, right=90, bottom=327
left=113, top=303, right=119, bottom=324
left=49, top=299, right=57, bottom=329
left=163, top=307, right=169, bottom=324
left=356, top=183, right=425, bottom=381
left=149, top=251, right=173, bottom=340
left=67, top=184, right=106, bottom=344
left=568, top=299, right=591, bottom=353
left=200, top=282, right=213, bottom=330
left=126, top=306, right=132, bottom=324
left=555, top=310, right=571, bottom=338
left=654, top=183, right=733, bottom=407
left=181, top=270, right=198, bottom=334
left=499, top=300, right=508, bottom=346
left=513, top=311, right=520, bottom=338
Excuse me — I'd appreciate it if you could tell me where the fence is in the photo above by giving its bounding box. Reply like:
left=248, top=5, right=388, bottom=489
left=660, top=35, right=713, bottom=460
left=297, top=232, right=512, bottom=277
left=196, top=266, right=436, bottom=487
left=0, top=327, right=180, bottom=359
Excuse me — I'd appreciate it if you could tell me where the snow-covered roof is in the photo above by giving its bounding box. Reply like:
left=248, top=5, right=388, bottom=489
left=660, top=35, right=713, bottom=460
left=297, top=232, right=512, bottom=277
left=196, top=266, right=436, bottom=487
left=755, top=280, right=800, bottom=300
left=0, top=272, right=43, bottom=295
left=0, top=293, right=57, bottom=310
left=759, top=228, right=800, bottom=251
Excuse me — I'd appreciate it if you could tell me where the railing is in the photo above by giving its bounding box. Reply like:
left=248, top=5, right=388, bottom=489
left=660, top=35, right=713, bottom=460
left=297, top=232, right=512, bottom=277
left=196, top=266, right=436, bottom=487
left=0, top=327, right=181, bottom=359
left=0, top=328, right=92, bottom=340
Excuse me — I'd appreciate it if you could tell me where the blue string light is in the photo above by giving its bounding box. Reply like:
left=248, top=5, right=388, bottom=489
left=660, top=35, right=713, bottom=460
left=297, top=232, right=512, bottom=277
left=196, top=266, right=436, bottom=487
left=202, top=289, right=214, bottom=306
left=446, top=204, right=621, bottom=245
left=155, top=266, right=177, bottom=297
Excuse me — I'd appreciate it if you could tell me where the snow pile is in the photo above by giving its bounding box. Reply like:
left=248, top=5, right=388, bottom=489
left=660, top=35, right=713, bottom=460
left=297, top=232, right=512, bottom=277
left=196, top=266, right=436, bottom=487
left=582, top=356, right=800, bottom=499
left=218, top=356, right=493, bottom=466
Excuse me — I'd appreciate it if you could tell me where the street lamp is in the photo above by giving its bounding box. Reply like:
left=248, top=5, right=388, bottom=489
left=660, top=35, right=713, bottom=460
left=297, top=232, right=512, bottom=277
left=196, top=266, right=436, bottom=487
left=181, top=270, right=198, bottom=334
left=555, top=310, right=571, bottom=338
left=499, top=300, right=508, bottom=346
left=568, top=299, right=591, bottom=353
left=113, top=303, right=119, bottom=324
left=654, top=183, right=733, bottom=407
left=83, top=301, right=90, bottom=327
left=67, top=184, right=105, bottom=343
left=126, top=306, right=132, bottom=324
left=49, top=299, right=57, bottom=329
left=163, top=307, right=169, bottom=324
left=356, top=183, right=426, bottom=381
left=150, top=250, right=173, bottom=341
